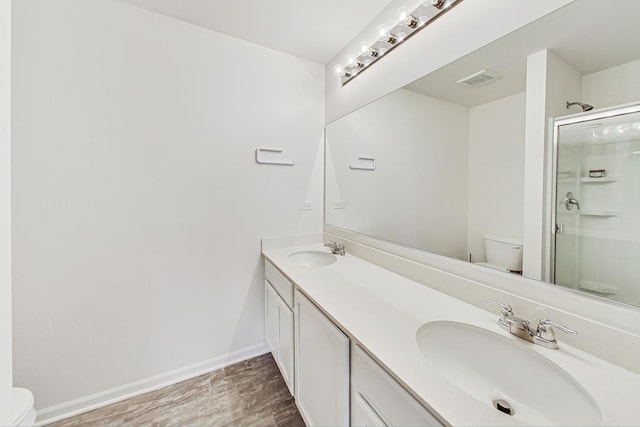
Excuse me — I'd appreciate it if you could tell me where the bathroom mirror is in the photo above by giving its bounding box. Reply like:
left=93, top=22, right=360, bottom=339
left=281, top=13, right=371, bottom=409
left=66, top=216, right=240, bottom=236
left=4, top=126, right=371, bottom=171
left=325, top=0, right=640, bottom=307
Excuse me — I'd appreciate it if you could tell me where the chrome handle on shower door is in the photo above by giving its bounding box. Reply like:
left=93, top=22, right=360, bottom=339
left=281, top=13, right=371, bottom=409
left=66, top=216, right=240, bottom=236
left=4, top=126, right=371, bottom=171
left=564, top=192, right=580, bottom=210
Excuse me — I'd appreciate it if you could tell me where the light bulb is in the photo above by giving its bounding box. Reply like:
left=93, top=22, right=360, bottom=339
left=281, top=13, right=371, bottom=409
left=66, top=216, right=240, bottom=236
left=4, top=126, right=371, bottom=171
left=376, top=25, right=398, bottom=44
left=346, top=53, right=364, bottom=69
left=376, top=24, right=389, bottom=39
left=396, top=6, right=411, bottom=23
left=359, top=41, right=370, bottom=55
left=333, top=64, right=344, bottom=76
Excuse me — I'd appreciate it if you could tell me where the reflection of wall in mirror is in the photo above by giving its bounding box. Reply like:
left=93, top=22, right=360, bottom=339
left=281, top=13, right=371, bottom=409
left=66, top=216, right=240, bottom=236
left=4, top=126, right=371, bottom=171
left=326, top=89, right=469, bottom=260
left=467, top=92, right=526, bottom=263
left=583, top=58, right=640, bottom=109
left=326, top=89, right=530, bottom=265
left=527, top=50, right=582, bottom=280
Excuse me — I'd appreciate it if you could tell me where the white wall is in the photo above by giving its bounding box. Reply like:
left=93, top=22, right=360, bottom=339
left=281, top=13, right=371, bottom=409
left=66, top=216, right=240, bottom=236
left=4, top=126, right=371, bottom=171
left=583, top=59, right=640, bottom=109
left=11, top=0, right=324, bottom=416
left=541, top=51, right=583, bottom=281
left=523, top=50, right=581, bottom=280
left=0, top=0, right=12, bottom=422
left=326, top=89, right=469, bottom=260
left=467, top=92, right=526, bottom=262
left=325, top=0, right=574, bottom=123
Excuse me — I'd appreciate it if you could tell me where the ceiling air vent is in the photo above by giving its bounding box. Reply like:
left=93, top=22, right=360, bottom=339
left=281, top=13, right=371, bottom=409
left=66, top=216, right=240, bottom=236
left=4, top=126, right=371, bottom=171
left=456, top=69, right=501, bottom=87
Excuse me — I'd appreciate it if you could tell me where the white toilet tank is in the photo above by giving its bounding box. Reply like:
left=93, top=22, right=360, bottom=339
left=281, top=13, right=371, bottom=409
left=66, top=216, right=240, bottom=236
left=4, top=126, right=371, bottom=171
left=483, top=234, right=523, bottom=272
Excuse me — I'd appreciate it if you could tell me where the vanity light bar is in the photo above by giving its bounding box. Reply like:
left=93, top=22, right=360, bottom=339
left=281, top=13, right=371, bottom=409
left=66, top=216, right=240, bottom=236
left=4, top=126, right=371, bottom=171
left=333, top=0, right=463, bottom=86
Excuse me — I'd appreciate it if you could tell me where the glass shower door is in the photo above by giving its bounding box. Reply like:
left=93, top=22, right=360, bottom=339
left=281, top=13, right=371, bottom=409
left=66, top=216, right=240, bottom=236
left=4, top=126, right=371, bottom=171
left=553, top=105, right=640, bottom=306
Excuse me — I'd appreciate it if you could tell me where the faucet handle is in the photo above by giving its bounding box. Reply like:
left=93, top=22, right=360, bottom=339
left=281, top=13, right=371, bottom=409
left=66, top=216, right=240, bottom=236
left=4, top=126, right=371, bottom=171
left=485, top=299, right=516, bottom=332
left=534, top=318, right=576, bottom=349
left=324, top=240, right=336, bottom=248
left=485, top=299, right=513, bottom=317
left=537, top=318, right=577, bottom=336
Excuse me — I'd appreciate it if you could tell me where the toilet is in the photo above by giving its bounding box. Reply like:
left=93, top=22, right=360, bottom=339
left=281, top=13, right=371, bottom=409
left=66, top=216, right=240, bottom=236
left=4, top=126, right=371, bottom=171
left=476, top=234, right=523, bottom=273
left=8, top=388, right=36, bottom=426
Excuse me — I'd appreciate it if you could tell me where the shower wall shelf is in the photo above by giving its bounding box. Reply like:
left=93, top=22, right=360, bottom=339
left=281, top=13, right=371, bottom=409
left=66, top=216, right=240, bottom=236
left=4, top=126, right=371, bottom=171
left=580, top=176, right=620, bottom=183
left=557, top=176, right=620, bottom=183
left=558, top=176, right=620, bottom=183
left=578, top=280, right=618, bottom=295
left=579, top=209, right=620, bottom=217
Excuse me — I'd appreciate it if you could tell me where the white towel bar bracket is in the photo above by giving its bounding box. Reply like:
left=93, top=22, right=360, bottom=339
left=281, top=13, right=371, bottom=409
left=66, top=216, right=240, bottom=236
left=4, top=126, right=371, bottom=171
left=349, top=156, right=375, bottom=171
left=255, top=148, right=295, bottom=166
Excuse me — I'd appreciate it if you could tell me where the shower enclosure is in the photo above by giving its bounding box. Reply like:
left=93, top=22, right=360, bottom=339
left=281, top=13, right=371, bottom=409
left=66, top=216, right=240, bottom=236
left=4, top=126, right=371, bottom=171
left=551, top=102, right=640, bottom=307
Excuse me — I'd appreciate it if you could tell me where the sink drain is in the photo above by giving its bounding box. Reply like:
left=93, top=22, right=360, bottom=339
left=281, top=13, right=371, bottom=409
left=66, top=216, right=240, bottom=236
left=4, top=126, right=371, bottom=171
left=493, top=399, right=514, bottom=416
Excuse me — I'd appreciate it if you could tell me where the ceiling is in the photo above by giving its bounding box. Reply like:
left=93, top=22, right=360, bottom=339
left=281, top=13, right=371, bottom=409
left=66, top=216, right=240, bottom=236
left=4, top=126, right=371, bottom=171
left=114, top=0, right=394, bottom=64
left=405, top=0, right=640, bottom=107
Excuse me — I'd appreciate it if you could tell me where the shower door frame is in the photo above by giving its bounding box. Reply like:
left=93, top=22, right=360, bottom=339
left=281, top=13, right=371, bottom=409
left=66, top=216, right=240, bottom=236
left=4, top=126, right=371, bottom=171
left=549, top=101, right=640, bottom=286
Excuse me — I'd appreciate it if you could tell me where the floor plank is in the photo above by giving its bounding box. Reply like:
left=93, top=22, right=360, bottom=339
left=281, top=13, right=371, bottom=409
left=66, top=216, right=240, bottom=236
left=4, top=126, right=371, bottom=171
left=48, top=353, right=305, bottom=427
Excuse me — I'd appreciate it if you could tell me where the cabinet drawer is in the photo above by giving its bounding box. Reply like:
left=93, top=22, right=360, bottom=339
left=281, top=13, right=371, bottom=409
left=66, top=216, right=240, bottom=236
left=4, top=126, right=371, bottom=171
left=265, top=260, right=294, bottom=309
left=352, top=344, right=444, bottom=427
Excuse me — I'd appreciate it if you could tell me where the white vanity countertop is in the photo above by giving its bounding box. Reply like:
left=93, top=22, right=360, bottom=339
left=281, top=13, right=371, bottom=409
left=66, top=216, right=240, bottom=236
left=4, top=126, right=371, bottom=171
left=263, top=243, right=640, bottom=427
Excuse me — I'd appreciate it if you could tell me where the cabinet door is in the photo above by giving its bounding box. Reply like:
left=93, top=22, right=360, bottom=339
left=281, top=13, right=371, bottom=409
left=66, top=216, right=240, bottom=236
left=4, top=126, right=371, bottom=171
left=352, top=392, right=387, bottom=427
left=277, top=296, right=294, bottom=395
left=265, top=281, right=279, bottom=357
left=295, top=290, right=349, bottom=427
left=351, top=344, right=444, bottom=427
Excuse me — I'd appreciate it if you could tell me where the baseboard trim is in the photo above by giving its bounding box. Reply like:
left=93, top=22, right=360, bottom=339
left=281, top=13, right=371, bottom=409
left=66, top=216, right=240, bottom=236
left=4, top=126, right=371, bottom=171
left=35, top=342, right=270, bottom=426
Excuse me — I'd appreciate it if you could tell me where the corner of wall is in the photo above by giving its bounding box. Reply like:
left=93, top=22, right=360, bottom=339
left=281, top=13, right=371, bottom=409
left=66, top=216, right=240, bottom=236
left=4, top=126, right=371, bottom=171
left=0, top=0, right=13, bottom=419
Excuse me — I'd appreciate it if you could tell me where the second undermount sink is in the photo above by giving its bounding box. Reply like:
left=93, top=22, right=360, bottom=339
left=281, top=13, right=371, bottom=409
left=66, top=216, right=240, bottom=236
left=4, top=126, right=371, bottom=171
left=288, top=250, right=337, bottom=267
left=416, top=321, right=601, bottom=426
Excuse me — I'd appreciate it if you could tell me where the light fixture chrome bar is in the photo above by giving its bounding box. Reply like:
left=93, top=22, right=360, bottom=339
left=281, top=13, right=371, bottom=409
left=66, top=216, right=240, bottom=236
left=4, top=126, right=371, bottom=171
left=336, top=0, right=464, bottom=86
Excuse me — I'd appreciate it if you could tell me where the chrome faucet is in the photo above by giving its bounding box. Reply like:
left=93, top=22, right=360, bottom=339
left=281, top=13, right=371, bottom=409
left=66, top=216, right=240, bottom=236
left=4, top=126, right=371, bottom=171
left=486, top=299, right=576, bottom=349
left=324, top=240, right=346, bottom=256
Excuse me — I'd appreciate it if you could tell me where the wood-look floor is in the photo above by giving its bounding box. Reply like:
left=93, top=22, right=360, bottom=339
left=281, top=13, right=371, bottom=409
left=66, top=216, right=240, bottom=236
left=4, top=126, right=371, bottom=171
left=48, top=353, right=305, bottom=427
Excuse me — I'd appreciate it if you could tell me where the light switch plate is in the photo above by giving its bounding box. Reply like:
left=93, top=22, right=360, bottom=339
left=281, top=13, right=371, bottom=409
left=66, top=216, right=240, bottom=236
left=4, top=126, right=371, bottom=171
left=300, top=201, right=312, bottom=211
left=334, top=200, right=345, bottom=209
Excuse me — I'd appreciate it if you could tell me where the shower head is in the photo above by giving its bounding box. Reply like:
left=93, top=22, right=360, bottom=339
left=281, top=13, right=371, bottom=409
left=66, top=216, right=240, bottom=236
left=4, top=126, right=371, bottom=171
left=566, top=101, right=594, bottom=112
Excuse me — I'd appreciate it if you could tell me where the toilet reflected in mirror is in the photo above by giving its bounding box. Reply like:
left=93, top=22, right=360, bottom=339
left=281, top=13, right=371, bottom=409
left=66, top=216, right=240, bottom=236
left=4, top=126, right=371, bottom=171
left=474, top=234, right=523, bottom=274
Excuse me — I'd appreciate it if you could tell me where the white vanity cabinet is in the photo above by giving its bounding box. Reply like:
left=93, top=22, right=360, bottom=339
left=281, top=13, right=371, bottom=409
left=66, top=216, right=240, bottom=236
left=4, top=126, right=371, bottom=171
left=264, top=261, right=295, bottom=395
left=294, top=289, right=350, bottom=427
left=265, top=256, right=440, bottom=427
left=351, top=344, right=444, bottom=427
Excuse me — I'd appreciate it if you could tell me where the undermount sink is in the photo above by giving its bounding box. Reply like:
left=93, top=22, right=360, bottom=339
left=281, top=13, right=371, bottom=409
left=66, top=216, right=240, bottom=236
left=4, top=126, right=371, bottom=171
left=416, top=321, right=601, bottom=426
left=288, top=250, right=337, bottom=267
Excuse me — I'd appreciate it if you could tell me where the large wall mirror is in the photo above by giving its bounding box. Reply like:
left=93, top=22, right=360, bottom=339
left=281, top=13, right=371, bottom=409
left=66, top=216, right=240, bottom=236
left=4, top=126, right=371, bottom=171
left=325, top=0, right=640, bottom=308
